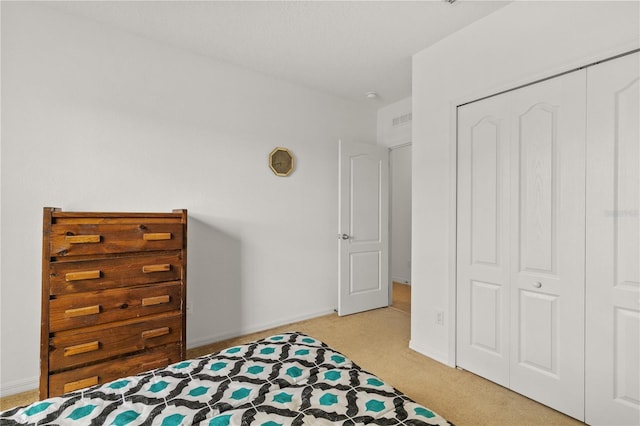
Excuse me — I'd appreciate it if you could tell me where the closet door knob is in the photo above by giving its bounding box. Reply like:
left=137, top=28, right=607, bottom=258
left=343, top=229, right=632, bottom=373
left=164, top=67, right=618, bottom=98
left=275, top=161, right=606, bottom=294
left=532, top=281, right=542, bottom=288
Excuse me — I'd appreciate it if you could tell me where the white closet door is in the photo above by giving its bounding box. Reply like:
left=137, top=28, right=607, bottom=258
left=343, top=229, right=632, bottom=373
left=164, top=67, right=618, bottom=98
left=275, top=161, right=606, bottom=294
left=457, top=94, right=511, bottom=387
left=585, top=52, right=640, bottom=426
left=508, top=70, right=586, bottom=420
left=457, top=70, right=586, bottom=420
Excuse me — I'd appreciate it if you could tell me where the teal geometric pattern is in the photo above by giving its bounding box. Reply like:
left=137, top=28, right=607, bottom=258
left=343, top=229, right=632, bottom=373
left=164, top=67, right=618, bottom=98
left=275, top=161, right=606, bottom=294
left=0, top=333, right=451, bottom=425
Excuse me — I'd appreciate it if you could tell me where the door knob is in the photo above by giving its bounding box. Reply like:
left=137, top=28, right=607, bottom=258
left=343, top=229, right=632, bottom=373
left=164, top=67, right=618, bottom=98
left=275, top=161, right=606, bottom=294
left=339, top=234, right=350, bottom=240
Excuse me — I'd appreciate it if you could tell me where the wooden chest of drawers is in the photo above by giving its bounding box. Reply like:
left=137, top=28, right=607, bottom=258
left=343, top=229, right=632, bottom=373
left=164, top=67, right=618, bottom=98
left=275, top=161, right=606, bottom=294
left=40, top=208, right=187, bottom=398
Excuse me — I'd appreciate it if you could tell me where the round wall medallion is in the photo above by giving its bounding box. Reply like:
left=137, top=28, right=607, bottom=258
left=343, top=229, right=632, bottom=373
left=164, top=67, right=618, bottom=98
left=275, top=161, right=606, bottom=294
left=269, top=147, right=295, bottom=176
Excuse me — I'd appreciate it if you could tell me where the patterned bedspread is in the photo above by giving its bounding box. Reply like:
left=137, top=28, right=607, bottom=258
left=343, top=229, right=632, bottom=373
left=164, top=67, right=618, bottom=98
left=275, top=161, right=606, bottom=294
left=1, top=332, right=451, bottom=425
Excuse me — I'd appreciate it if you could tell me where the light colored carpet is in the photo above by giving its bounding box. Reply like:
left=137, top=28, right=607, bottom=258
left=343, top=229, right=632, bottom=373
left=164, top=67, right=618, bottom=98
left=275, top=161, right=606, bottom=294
left=392, top=281, right=411, bottom=313
left=1, top=307, right=583, bottom=426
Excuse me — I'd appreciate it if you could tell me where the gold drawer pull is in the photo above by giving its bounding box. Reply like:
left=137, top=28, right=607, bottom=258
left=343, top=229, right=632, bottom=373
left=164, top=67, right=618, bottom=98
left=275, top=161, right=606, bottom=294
left=141, top=327, right=170, bottom=339
left=65, top=305, right=100, bottom=318
left=63, top=376, right=99, bottom=393
left=143, top=233, right=172, bottom=241
left=142, top=295, right=170, bottom=306
left=64, top=341, right=100, bottom=357
left=65, top=235, right=100, bottom=244
left=65, top=270, right=101, bottom=281
left=141, top=358, right=169, bottom=371
left=142, top=264, right=171, bottom=273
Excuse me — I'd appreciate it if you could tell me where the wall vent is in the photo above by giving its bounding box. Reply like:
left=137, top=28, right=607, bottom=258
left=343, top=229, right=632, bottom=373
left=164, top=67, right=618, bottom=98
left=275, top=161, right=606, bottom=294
left=392, top=113, right=412, bottom=127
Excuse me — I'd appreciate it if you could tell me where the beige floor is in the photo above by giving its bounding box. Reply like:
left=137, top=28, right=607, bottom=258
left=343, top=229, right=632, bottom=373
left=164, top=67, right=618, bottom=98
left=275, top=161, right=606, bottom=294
left=1, top=300, right=583, bottom=426
left=392, top=281, right=411, bottom=313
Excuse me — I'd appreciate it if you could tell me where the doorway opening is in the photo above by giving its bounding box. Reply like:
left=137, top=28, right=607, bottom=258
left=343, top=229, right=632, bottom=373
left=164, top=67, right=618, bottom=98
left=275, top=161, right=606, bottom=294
left=391, top=281, right=411, bottom=313
left=390, top=143, right=412, bottom=314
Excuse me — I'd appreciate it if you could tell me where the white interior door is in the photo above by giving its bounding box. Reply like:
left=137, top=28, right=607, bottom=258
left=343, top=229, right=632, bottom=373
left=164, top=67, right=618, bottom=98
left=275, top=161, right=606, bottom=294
left=457, top=94, right=511, bottom=387
left=585, top=52, right=640, bottom=426
left=338, top=139, right=389, bottom=316
left=508, top=70, right=586, bottom=420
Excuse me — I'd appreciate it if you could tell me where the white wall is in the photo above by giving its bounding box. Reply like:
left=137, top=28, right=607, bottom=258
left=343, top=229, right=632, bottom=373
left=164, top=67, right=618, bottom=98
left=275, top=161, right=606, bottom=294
left=411, top=1, right=640, bottom=364
left=0, top=3, right=376, bottom=395
left=390, top=145, right=412, bottom=284
left=378, top=98, right=412, bottom=285
left=377, top=97, right=412, bottom=148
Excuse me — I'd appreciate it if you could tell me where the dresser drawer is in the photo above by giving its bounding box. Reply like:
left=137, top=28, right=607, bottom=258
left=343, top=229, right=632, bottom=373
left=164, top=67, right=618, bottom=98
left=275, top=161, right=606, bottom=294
left=49, top=313, right=182, bottom=371
left=50, top=223, right=183, bottom=257
left=48, top=343, right=182, bottom=396
left=49, top=282, right=182, bottom=332
left=48, top=253, right=182, bottom=295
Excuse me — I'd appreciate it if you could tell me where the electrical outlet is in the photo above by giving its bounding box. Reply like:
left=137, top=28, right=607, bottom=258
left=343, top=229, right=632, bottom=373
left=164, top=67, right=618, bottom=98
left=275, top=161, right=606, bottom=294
left=436, top=310, right=444, bottom=325
left=186, top=301, right=194, bottom=315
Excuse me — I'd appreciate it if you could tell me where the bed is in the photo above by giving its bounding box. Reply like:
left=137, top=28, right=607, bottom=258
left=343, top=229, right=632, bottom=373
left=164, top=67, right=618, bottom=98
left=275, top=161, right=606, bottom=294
left=1, top=332, right=452, bottom=425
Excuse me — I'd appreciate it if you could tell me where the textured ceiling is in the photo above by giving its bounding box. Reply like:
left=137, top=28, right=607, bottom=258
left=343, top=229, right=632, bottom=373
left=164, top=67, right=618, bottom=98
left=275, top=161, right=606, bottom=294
left=43, top=1, right=508, bottom=106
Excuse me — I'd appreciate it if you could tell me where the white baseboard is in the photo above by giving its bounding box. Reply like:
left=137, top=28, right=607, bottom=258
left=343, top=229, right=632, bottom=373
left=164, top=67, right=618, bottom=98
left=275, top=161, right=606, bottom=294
left=0, top=376, right=38, bottom=398
left=409, top=339, right=454, bottom=367
left=187, top=308, right=336, bottom=349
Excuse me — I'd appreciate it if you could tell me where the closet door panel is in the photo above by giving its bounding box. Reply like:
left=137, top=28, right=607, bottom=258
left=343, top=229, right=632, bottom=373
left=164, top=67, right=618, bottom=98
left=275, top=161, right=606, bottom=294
left=456, top=94, right=510, bottom=387
left=509, top=70, right=586, bottom=421
left=519, top=105, right=557, bottom=273
left=517, top=290, right=558, bottom=373
left=586, top=51, right=640, bottom=426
